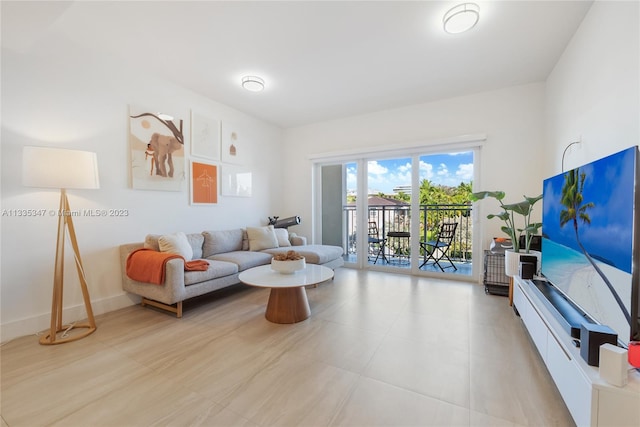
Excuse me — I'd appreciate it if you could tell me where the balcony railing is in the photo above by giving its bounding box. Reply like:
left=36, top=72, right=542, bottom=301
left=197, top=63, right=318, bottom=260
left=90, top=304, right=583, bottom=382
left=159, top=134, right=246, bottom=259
left=344, top=203, right=473, bottom=264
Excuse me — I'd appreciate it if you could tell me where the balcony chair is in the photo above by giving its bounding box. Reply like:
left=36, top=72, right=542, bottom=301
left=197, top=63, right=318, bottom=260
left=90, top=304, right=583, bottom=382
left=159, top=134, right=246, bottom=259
left=419, top=222, right=458, bottom=271
left=368, top=221, right=387, bottom=264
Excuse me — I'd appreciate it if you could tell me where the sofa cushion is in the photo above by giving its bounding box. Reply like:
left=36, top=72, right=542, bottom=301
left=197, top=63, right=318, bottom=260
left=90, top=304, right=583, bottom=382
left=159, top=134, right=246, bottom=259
left=246, top=225, right=279, bottom=251
left=262, top=245, right=343, bottom=265
left=186, top=233, right=204, bottom=259
left=202, top=229, right=244, bottom=257
left=145, top=233, right=203, bottom=259
left=184, top=260, right=238, bottom=286
left=158, top=232, right=193, bottom=260
left=242, top=229, right=250, bottom=250
left=288, top=232, right=307, bottom=246
left=210, top=251, right=273, bottom=271
left=273, top=228, right=291, bottom=247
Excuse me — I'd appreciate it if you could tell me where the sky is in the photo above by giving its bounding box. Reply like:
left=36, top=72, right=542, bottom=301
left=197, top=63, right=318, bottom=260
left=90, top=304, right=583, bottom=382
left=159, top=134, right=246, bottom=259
left=346, top=151, right=474, bottom=194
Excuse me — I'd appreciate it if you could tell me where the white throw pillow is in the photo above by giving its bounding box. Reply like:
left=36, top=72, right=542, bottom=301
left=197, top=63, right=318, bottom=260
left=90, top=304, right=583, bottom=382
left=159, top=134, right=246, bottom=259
left=273, top=228, right=291, bottom=247
left=158, top=232, right=193, bottom=260
left=246, top=225, right=279, bottom=251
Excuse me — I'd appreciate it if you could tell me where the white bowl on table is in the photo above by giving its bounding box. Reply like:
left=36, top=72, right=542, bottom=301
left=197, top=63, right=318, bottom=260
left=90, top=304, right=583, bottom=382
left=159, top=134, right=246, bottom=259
left=271, top=257, right=306, bottom=274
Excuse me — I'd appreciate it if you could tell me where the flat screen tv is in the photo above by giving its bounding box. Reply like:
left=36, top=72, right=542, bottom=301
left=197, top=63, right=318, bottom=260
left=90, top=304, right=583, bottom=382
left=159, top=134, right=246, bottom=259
left=541, top=146, right=639, bottom=348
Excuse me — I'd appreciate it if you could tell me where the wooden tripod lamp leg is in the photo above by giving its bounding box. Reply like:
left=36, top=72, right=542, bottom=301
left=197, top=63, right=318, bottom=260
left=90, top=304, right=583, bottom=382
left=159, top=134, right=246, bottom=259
left=40, top=190, right=97, bottom=345
left=44, top=191, right=67, bottom=343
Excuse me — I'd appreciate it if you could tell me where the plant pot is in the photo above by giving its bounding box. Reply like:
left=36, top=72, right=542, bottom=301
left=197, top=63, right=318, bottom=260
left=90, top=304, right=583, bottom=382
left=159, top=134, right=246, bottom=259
left=504, top=249, right=541, bottom=277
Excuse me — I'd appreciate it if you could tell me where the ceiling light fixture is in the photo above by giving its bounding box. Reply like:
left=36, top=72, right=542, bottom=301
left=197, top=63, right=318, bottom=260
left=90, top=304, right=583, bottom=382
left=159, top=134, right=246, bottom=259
left=443, top=3, right=480, bottom=34
left=241, top=76, right=265, bottom=92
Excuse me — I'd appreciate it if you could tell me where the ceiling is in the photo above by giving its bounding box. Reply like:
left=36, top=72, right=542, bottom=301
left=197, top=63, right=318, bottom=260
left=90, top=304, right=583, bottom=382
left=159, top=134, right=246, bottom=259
left=2, top=1, right=593, bottom=128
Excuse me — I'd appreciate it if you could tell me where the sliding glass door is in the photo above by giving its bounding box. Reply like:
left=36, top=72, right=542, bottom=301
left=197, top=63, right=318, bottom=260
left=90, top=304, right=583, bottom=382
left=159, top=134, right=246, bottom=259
left=416, top=152, right=474, bottom=277
left=366, top=157, right=412, bottom=270
left=320, top=162, right=359, bottom=265
left=316, top=145, right=479, bottom=279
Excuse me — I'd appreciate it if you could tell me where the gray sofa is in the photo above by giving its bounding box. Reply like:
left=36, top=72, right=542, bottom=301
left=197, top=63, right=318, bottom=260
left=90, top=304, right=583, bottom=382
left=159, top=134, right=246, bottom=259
left=119, top=227, right=344, bottom=317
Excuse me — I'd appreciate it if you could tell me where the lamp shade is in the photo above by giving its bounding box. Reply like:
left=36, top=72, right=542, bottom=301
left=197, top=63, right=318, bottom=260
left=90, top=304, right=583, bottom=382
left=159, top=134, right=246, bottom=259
left=23, top=146, right=100, bottom=189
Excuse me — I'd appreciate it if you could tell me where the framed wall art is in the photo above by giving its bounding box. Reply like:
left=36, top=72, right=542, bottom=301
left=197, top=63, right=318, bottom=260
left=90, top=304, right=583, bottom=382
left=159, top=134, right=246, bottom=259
left=190, top=110, right=220, bottom=161
left=221, top=121, right=248, bottom=165
left=221, top=165, right=252, bottom=197
left=129, top=105, right=186, bottom=191
left=190, top=160, right=218, bottom=205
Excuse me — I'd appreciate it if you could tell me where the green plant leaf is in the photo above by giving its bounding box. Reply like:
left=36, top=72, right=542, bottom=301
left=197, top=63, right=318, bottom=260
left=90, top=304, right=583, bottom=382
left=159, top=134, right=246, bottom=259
left=503, top=200, right=532, bottom=215
left=525, top=194, right=543, bottom=205
left=500, top=225, right=514, bottom=234
left=470, top=191, right=505, bottom=201
left=487, top=212, right=510, bottom=221
left=524, top=223, right=542, bottom=233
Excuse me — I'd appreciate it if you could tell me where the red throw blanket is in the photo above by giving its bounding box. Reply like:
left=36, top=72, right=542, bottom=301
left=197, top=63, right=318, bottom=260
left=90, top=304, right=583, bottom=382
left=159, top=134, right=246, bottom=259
left=126, top=248, right=209, bottom=285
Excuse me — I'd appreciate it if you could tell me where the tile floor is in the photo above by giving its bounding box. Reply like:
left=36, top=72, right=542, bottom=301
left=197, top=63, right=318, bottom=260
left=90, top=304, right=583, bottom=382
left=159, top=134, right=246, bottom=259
left=0, top=268, right=574, bottom=426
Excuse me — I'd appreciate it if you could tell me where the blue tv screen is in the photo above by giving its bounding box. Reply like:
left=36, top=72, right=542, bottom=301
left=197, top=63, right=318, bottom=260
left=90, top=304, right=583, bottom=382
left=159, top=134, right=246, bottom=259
left=541, top=146, right=639, bottom=347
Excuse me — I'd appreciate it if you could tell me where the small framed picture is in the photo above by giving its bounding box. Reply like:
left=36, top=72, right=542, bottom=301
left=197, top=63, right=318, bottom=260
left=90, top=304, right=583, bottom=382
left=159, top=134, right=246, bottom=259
left=221, top=122, right=248, bottom=165
left=190, top=160, right=218, bottom=205
left=191, top=110, right=221, bottom=161
left=221, top=165, right=252, bottom=197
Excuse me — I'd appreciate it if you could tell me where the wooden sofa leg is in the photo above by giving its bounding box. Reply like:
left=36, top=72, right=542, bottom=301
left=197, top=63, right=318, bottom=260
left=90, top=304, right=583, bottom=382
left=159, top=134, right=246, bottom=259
left=141, top=298, right=183, bottom=318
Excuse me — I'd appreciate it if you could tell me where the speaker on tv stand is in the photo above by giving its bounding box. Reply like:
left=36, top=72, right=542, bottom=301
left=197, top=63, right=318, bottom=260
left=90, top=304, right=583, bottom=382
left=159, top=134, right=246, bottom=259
left=599, top=343, right=629, bottom=387
left=519, top=262, right=535, bottom=280
left=519, top=255, right=538, bottom=279
left=580, top=323, right=618, bottom=366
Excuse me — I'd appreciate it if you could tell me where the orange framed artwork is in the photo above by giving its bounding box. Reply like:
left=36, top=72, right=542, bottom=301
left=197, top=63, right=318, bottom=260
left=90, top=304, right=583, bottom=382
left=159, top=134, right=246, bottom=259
left=190, top=161, right=218, bottom=205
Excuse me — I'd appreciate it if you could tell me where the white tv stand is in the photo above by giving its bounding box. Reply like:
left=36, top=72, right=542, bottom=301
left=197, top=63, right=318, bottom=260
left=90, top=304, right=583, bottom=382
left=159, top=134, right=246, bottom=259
left=513, top=276, right=640, bottom=426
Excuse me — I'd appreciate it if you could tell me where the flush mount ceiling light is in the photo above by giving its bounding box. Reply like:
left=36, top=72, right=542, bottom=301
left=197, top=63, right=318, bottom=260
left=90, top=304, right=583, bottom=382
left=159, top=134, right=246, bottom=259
left=241, top=76, right=265, bottom=92
left=443, top=3, right=480, bottom=34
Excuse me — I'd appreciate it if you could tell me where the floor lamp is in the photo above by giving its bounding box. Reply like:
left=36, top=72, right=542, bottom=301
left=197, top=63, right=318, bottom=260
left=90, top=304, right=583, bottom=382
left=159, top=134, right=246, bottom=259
left=23, top=146, right=100, bottom=345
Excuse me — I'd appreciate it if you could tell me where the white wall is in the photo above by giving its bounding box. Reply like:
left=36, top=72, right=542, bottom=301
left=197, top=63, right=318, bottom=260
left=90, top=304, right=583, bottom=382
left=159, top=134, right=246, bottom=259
left=283, top=82, right=547, bottom=254
left=545, top=0, right=639, bottom=171
left=1, top=21, right=283, bottom=341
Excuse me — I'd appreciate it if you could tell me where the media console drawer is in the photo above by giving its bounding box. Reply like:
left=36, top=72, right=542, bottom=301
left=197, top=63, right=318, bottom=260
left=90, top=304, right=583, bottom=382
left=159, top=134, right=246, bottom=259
left=521, top=293, right=548, bottom=359
left=546, top=331, right=594, bottom=427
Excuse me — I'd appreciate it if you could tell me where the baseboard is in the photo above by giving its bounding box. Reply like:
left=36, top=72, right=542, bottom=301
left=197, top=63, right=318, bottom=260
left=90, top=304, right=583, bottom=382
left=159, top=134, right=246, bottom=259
left=1, top=293, right=138, bottom=344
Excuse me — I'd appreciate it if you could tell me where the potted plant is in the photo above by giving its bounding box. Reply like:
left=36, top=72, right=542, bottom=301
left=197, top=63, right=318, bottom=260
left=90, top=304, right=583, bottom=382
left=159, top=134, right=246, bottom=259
left=471, top=191, right=542, bottom=276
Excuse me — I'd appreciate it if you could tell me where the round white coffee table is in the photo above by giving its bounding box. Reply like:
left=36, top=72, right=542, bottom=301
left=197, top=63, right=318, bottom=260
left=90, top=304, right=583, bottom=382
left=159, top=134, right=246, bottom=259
left=238, top=264, right=334, bottom=324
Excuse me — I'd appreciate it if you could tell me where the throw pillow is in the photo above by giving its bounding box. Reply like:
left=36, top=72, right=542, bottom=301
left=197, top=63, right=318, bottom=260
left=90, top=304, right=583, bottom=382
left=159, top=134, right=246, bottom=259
left=158, top=232, right=193, bottom=260
left=186, top=233, right=204, bottom=259
left=273, top=228, right=291, bottom=247
left=144, top=234, right=161, bottom=252
left=246, top=225, right=279, bottom=251
left=242, top=229, right=250, bottom=251
left=202, top=229, right=244, bottom=257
